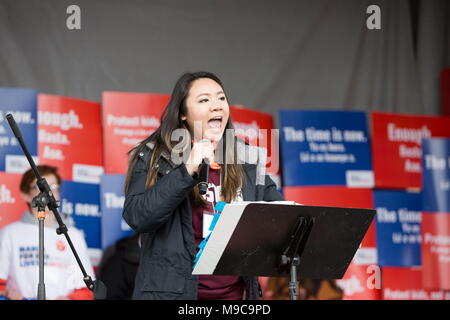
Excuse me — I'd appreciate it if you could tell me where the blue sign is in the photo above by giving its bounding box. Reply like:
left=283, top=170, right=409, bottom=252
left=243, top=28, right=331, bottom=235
left=373, top=190, right=422, bottom=266
left=0, top=88, right=38, bottom=172
left=422, top=138, right=450, bottom=213
left=60, top=180, right=101, bottom=249
left=279, top=110, right=373, bottom=187
left=100, top=174, right=133, bottom=249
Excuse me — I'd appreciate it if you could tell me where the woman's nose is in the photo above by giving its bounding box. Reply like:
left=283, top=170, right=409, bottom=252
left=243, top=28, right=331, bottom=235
left=210, top=103, right=223, bottom=112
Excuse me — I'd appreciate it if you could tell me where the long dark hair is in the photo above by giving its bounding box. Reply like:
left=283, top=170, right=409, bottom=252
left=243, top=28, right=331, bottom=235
left=124, top=71, right=244, bottom=207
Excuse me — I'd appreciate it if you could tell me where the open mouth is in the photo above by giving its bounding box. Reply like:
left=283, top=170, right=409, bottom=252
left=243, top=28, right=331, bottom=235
left=207, top=116, right=223, bottom=129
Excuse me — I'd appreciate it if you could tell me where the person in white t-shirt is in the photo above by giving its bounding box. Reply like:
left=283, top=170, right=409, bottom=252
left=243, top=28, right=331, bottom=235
left=0, top=165, right=94, bottom=300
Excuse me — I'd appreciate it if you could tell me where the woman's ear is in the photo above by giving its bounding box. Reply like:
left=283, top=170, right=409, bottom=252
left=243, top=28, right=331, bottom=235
left=181, top=115, right=187, bottom=121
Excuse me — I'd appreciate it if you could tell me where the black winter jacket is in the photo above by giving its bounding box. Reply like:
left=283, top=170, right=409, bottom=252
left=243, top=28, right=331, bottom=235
left=123, top=141, right=283, bottom=300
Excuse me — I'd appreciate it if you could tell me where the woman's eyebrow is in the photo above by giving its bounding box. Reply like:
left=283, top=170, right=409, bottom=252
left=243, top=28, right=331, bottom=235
left=196, top=91, right=224, bottom=98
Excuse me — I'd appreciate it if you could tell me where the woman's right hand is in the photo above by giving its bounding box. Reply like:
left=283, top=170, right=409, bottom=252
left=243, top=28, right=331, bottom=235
left=185, top=139, right=215, bottom=176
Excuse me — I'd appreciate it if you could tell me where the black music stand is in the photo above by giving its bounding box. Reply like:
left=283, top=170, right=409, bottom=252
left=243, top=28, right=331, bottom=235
left=193, top=202, right=376, bottom=300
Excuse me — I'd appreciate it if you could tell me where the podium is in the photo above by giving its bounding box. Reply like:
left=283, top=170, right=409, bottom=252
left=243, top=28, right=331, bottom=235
left=192, top=201, right=376, bottom=299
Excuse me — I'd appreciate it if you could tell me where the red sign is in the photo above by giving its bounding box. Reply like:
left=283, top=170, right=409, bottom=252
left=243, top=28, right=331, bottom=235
left=283, top=186, right=373, bottom=209
left=230, top=105, right=279, bottom=176
left=371, top=112, right=450, bottom=189
left=337, top=263, right=382, bottom=300
left=102, top=92, right=169, bottom=174
left=0, top=172, right=27, bottom=228
left=421, top=212, right=450, bottom=290
left=38, top=94, right=103, bottom=183
left=382, top=267, right=448, bottom=300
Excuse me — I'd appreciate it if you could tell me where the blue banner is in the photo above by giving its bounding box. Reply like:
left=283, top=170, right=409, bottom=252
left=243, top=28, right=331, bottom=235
left=279, top=110, right=373, bottom=187
left=60, top=180, right=101, bottom=249
left=373, top=190, right=422, bottom=266
left=100, top=174, right=133, bottom=249
left=0, top=88, right=38, bottom=172
left=422, top=138, right=450, bottom=213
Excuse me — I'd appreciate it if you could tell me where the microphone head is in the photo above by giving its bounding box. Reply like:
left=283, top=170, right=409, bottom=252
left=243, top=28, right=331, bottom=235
left=6, top=113, right=14, bottom=121
left=6, top=113, right=22, bottom=139
left=198, top=181, right=208, bottom=195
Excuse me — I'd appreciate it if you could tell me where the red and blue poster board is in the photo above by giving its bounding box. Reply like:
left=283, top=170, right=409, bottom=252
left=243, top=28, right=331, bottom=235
left=373, top=190, right=422, bottom=266
left=371, top=112, right=450, bottom=189
left=0, top=172, right=28, bottom=228
left=337, top=263, right=382, bottom=300
left=60, top=180, right=101, bottom=250
left=279, top=110, right=373, bottom=187
left=102, top=92, right=168, bottom=174
left=382, top=267, right=449, bottom=300
left=421, top=138, right=450, bottom=290
left=38, top=94, right=103, bottom=183
left=0, top=88, right=38, bottom=173
left=230, top=105, right=279, bottom=177
left=100, top=174, right=132, bottom=249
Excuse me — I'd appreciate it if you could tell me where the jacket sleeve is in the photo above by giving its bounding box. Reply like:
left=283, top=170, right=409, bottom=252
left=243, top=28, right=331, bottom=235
left=122, top=155, right=198, bottom=234
left=263, top=174, right=284, bottom=202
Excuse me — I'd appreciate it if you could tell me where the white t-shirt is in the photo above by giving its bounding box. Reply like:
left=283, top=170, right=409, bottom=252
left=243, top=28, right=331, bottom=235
left=0, top=216, right=94, bottom=300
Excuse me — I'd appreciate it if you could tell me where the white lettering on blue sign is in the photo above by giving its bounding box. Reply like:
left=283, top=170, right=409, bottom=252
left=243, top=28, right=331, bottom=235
left=104, top=192, right=125, bottom=209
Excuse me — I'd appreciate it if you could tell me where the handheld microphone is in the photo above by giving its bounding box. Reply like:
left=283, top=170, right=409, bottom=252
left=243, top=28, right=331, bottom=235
left=198, top=158, right=209, bottom=195
left=193, top=139, right=221, bottom=195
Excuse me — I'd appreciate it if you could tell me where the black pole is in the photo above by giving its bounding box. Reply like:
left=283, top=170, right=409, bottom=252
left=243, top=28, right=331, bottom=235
left=37, top=208, right=46, bottom=300
left=6, top=113, right=107, bottom=300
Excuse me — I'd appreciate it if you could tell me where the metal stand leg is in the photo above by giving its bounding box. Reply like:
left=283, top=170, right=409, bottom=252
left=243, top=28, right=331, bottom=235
left=37, top=208, right=46, bottom=300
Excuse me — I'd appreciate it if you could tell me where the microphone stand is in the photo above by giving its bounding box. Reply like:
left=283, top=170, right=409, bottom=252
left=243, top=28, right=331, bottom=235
left=6, top=113, right=107, bottom=300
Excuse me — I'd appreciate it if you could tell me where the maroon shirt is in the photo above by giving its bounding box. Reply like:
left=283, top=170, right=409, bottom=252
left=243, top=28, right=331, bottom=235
left=191, top=168, right=244, bottom=300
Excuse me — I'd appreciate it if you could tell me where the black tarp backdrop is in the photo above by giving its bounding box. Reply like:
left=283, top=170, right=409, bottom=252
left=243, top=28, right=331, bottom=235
left=0, top=0, right=449, bottom=122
